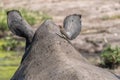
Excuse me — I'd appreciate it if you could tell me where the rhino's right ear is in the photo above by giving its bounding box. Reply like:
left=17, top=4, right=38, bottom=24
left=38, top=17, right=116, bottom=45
left=7, top=10, right=34, bottom=43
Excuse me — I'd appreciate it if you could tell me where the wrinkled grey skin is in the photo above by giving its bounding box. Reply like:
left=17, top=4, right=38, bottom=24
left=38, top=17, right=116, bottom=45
left=7, top=10, right=119, bottom=80
left=7, top=10, right=34, bottom=62
left=63, top=14, right=81, bottom=40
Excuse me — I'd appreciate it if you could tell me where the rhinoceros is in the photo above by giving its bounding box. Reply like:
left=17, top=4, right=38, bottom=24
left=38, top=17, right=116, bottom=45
left=7, top=10, right=119, bottom=80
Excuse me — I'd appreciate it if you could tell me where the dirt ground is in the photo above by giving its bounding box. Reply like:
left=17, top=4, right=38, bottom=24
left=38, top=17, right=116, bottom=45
left=1, top=0, right=120, bottom=77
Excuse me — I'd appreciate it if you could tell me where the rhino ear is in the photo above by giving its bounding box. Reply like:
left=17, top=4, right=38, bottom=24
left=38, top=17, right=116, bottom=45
left=78, top=14, right=81, bottom=18
left=73, top=14, right=81, bottom=18
left=7, top=10, right=34, bottom=43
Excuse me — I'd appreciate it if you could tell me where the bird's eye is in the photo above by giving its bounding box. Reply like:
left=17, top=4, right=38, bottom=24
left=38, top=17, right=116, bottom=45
left=72, top=20, right=74, bottom=22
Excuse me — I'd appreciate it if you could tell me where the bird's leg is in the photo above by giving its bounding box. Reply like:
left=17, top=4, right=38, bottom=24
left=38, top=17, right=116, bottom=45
left=57, top=25, right=72, bottom=44
left=59, top=25, right=71, bottom=40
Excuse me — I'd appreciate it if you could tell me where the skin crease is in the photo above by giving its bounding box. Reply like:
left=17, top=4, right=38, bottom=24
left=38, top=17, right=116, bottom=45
left=59, top=14, right=82, bottom=40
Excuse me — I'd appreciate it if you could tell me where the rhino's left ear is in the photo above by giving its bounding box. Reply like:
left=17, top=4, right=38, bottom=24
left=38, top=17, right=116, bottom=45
left=7, top=10, right=34, bottom=43
left=7, top=10, right=35, bottom=51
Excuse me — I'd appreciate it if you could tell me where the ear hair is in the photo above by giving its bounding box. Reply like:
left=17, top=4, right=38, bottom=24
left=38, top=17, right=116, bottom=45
left=7, top=10, right=22, bottom=16
left=70, top=14, right=82, bottom=18
left=72, top=14, right=81, bottom=18
left=78, top=14, right=81, bottom=18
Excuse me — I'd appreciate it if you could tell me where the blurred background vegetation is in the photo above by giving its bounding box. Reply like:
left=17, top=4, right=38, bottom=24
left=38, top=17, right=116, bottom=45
left=100, top=45, right=120, bottom=69
left=0, top=8, right=52, bottom=80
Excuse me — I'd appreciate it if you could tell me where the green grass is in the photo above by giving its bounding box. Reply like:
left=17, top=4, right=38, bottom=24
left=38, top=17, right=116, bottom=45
left=101, top=45, right=120, bottom=69
left=20, top=9, right=52, bottom=25
left=0, top=39, right=6, bottom=46
left=0, top=9, right=8, bottom=32
left=0, top=37, right=25, bottom=51
left=101, top=14, right=120, bottom=20
left=0, top=50, right=22, bottom=80
left=0, top=36, right=23, bottom=80
left=0, top=66, right=18, bottom=80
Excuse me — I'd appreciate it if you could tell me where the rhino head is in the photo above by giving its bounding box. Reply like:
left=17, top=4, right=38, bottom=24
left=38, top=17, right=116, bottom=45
left=7, top=10, right=119, bottom=80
